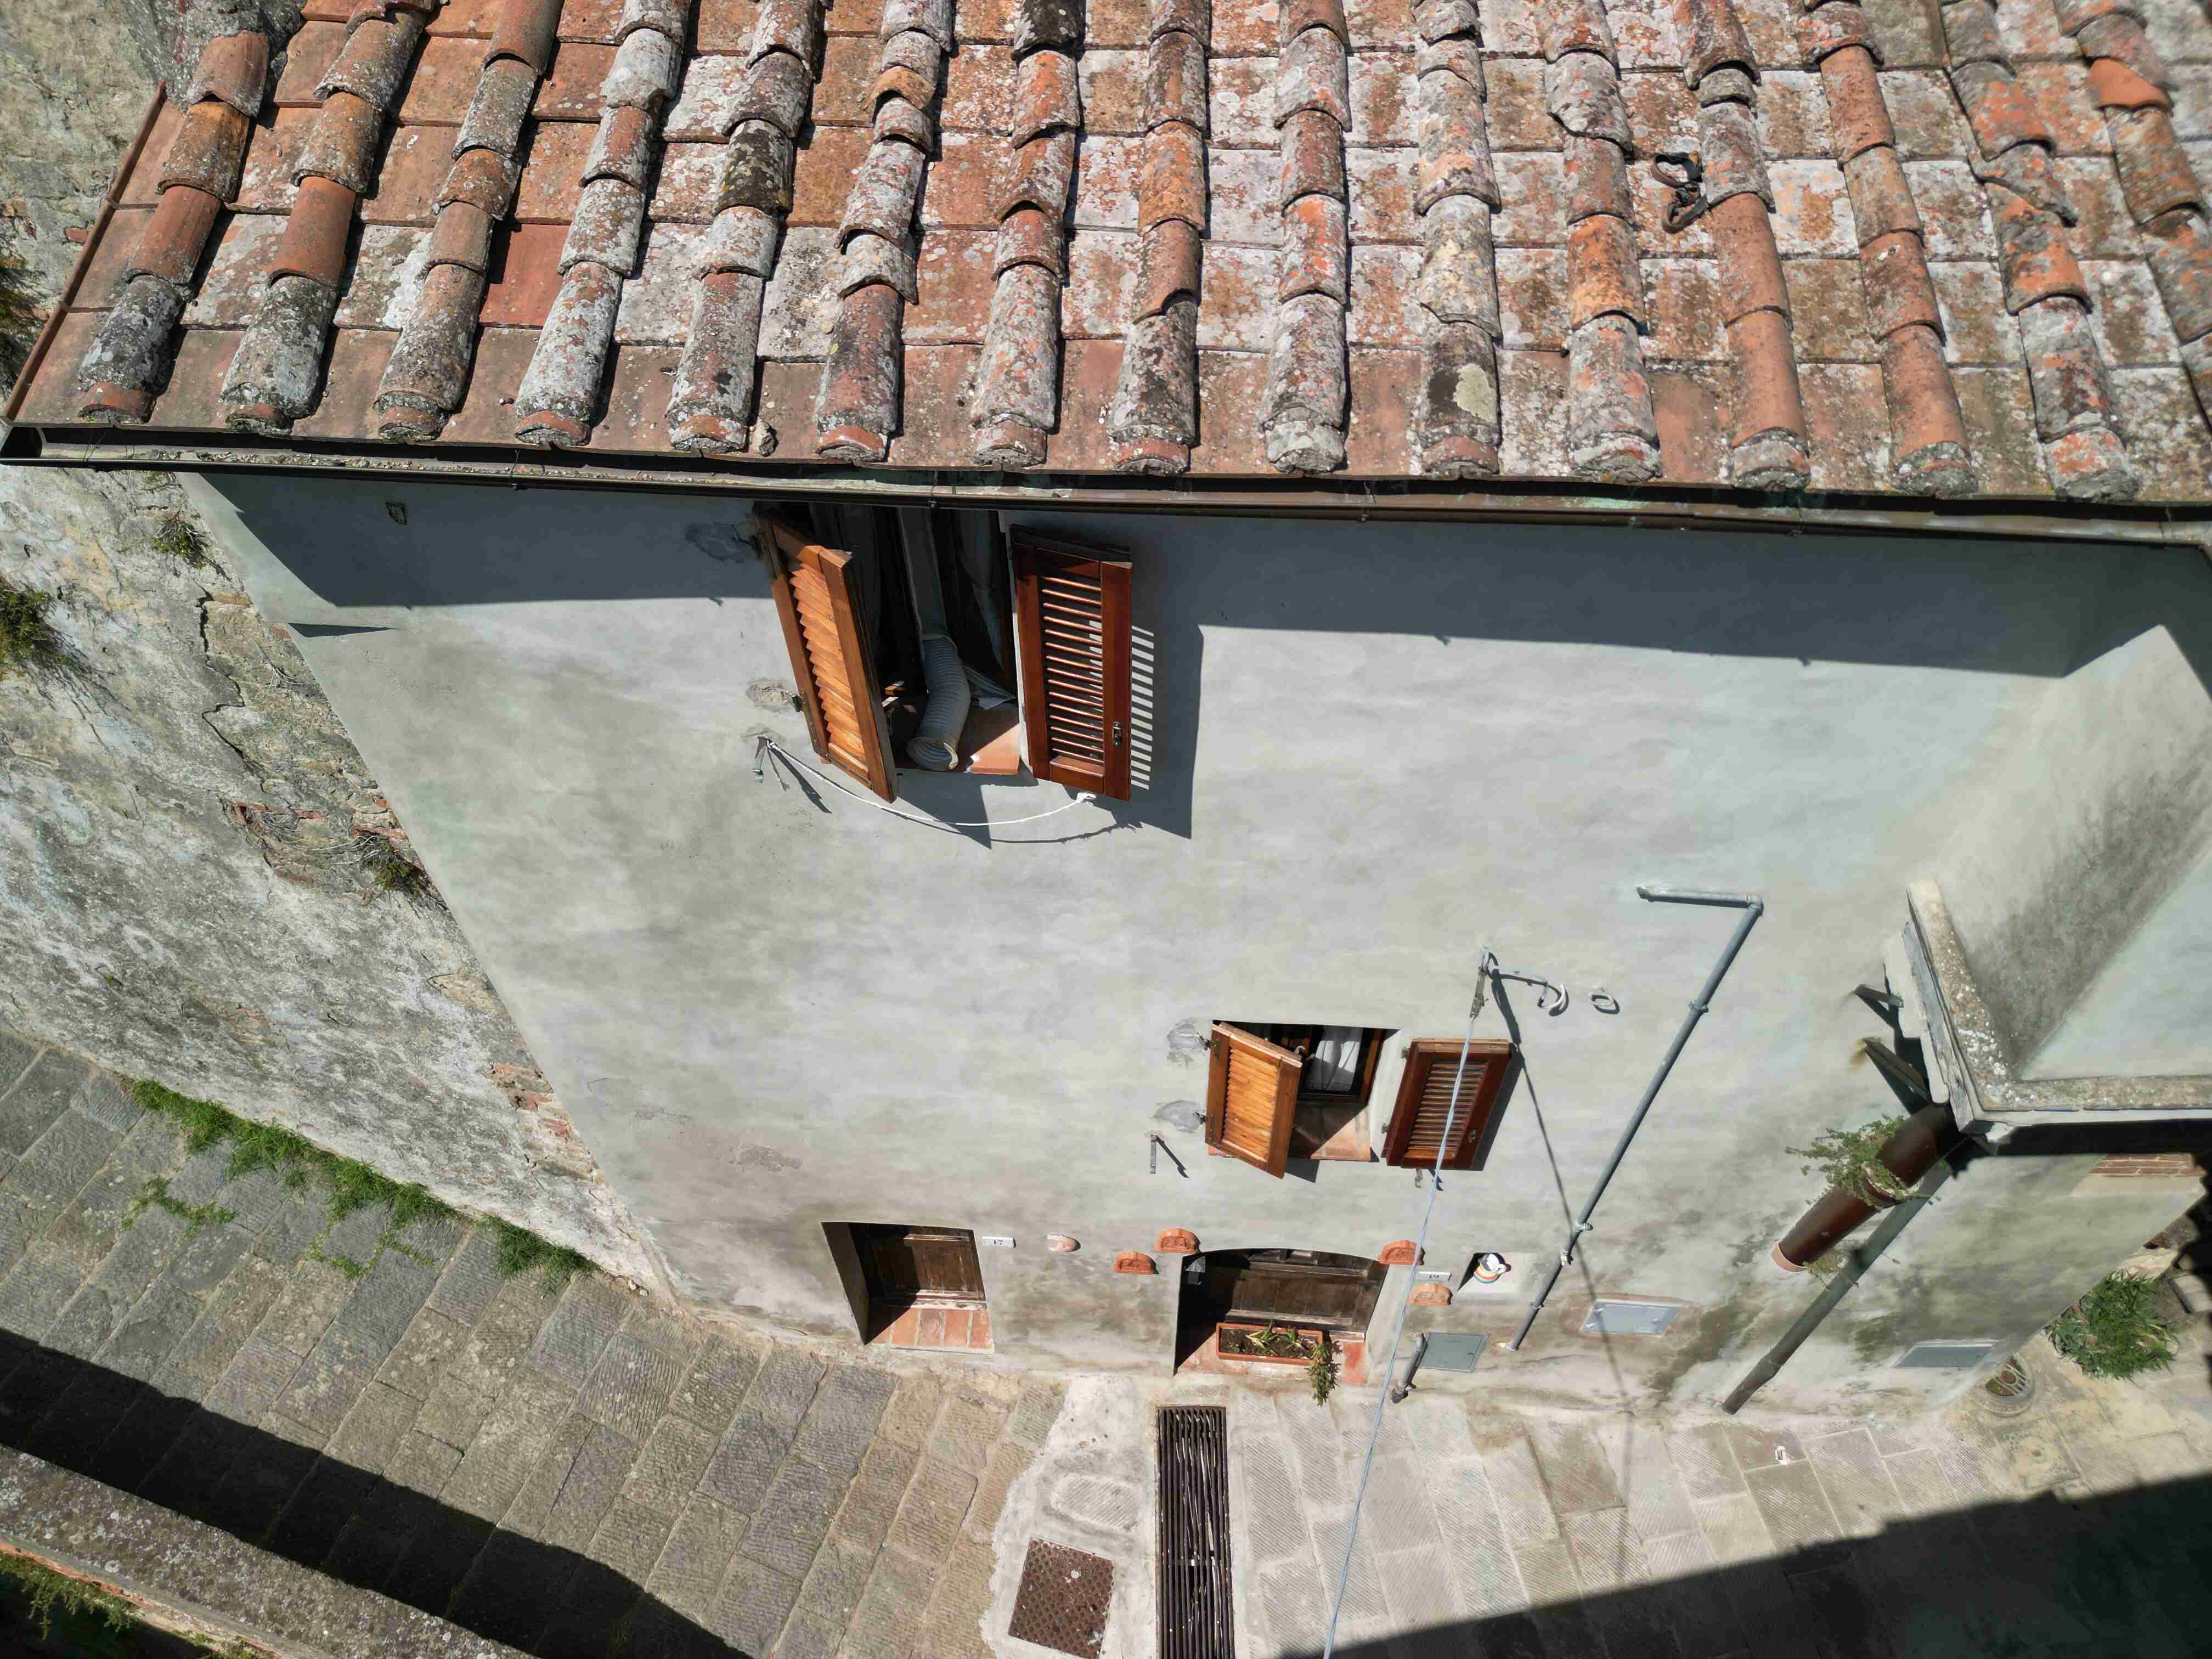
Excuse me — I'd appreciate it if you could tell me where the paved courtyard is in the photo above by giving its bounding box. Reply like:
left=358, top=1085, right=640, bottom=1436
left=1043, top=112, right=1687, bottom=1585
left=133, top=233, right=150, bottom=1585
left=5, top=1028, right=2212, bottom=1658
left=0, top=1034, right=1062, bottom=1658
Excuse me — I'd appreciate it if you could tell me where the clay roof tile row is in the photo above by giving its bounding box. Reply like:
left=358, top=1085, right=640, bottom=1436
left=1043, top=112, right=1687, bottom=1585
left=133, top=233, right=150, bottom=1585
left=32, top=0, right=2212, bottom=502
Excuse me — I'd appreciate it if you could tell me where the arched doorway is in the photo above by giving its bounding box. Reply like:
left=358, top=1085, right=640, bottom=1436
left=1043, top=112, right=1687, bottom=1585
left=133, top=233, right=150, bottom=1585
left=1173, top=1248, right=1387, bottom=1369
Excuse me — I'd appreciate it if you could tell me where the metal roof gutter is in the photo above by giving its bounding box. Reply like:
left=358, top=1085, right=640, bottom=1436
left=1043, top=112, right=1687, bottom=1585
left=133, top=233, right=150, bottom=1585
left=7, top=421, right=2212, bottom=549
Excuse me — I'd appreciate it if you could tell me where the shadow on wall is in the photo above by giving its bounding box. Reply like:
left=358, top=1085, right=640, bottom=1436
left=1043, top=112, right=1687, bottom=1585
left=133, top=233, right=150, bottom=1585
left=210, top=479, right=2212, bottom=686
left=205, top=478, right=2212, bottom=855
left=1284, top=1466, right=2212, bottom=1659
left=0, top=1326, right=742, bottom=1657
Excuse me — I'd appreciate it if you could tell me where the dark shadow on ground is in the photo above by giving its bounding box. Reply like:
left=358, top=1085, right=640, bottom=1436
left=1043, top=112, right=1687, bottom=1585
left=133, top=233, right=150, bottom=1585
left=1280, top=1464, right=2212, bottom=1659
left=0, top=1327, right=743, bottom=1659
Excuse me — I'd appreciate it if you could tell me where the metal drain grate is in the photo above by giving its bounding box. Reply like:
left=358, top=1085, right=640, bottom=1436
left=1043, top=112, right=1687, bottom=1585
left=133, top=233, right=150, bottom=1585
left=1157, top=1405, right=1235, bottom=1659
left=1008, top=1539, right=1115, bottom=1657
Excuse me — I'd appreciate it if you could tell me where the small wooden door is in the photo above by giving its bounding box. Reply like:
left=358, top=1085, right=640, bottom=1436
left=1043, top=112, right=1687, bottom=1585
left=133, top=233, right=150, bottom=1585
left=853, top=1224, right=985, bottom=1306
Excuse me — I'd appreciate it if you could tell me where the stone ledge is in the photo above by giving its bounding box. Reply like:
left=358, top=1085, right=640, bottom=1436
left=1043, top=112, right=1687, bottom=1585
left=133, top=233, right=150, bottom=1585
left=1905, top=878, right=2212, bottom=1128
left=0, top=1446, right=527, bottom=1659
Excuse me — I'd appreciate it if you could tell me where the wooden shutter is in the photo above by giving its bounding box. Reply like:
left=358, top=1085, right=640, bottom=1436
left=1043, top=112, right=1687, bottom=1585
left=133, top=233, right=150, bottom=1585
left=759, top=509, right=897, bottom=801
left=1382, top=1040, right=1514, bottom=1170
left=1205, top=1024, right=1302, bottom=1177
left=1011, top=532, right=1133, bottom=800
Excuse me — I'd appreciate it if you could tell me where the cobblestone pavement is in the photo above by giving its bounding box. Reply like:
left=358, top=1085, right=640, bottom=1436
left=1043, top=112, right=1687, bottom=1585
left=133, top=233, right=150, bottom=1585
left=0, top=1035, right=1064, bottom=1659
left=9, top=1028, right=2212, bottom=1659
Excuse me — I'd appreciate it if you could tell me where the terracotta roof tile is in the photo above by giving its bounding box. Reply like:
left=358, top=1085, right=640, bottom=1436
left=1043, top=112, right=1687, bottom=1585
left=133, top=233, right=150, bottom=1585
left=38, top=0, right=2212, bottom=498
left=428, top=0, right=503, bottom=35
left=132, top=188, right=227, bottom=288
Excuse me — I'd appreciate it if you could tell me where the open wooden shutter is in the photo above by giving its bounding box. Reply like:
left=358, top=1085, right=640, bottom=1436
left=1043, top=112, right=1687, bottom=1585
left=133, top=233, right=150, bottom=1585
left=1011, top=532, right=1133, bottom=800
left=1382, top=1040, right=1515, bottom=1169
left=759, top=509, right=897, bottom=801
left=1205, top=1024, right=1302, bottom=1177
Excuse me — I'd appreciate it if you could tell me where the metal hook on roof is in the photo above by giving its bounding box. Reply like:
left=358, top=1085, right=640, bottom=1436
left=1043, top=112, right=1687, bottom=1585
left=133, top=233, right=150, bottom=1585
left=1652, top=151, right=1713, bottom=234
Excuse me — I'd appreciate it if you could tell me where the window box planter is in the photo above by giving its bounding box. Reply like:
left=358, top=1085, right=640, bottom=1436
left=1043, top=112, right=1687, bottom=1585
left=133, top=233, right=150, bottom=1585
left=1216, top=1321, right=1330, bottom=1365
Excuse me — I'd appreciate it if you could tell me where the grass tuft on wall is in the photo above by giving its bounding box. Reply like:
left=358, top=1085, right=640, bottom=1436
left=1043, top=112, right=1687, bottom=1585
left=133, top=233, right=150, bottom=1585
left=0, top=578, right=70, bottom=679
left=130, top=1079, right=588, bottom=1286
left=353, top=832, right=442, bottom=906
left=490, top=1218, right=590, bottom=1287
left=151, top=515, right=215, bottom=571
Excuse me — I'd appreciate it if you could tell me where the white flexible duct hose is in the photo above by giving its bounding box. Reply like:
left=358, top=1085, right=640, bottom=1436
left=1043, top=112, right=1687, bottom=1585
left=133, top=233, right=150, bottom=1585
left=907, top=633, right=970, bottom=770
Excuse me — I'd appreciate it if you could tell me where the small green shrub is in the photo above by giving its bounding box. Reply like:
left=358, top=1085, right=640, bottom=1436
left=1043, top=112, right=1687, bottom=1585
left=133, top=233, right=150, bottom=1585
left=490, top=1217, right=589, bottom=1288
left=0, top=577, right=69, bottom=678
left=0, top=1553, right=133, bottom=1640
left=1307, top=1333, right=1338, bottom=1404
left=1788, top=1115, right=1912, bottom=1206
left=2049, top=1272, right=2179, bottom=1381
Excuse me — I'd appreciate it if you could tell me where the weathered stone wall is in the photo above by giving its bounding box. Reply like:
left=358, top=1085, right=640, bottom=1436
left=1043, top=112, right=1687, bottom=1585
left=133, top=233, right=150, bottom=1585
left=0, top=0, right=169, bottom=324
left=0, top=13, right=655, bottom=1287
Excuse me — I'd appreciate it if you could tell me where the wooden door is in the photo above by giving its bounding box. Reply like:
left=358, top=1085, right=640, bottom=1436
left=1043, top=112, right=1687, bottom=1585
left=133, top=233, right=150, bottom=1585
left=853, top=1224, right=985, bottom=1305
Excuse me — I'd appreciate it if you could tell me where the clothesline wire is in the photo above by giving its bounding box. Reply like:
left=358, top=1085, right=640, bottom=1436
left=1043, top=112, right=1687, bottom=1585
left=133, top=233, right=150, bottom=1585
left=761, top=740, right=1099, bottom=830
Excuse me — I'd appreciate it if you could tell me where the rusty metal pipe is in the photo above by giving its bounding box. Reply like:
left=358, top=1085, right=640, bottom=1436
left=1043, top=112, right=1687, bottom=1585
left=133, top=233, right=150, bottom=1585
left=1771, top=1103, right=1954, bottom=1271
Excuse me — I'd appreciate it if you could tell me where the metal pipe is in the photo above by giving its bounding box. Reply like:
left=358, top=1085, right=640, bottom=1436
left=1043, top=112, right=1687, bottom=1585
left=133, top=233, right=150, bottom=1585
left=1771, top=1103, right=1951, bottom=1270
left=1506, top=886, right=1765, bottom=1351
left=1721, top=1155, right=1953, bottom=1414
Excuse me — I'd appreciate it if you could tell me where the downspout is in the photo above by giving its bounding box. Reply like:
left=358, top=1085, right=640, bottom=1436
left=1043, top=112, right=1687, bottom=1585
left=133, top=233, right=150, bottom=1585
left=1721, top=1155, right=1952, bottom=1413
left=1770, top=1103, right=1954, bottom=1269
left=1506, top=886, right=1765, bottom=1351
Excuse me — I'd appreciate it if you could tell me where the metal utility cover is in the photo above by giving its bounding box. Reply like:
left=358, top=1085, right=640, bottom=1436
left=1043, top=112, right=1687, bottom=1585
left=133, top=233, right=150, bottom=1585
left=1583, top=1300, right=1681, bottom=1336
left=1423, top=1333, right=1488, bottom=1372
left=1897, top=1340, right=1997, bottom=1369
left=1010, top=1539, right=1115, bottom=1657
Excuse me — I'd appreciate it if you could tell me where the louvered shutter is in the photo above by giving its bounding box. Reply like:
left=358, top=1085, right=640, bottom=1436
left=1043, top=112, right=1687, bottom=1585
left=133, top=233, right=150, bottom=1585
left=759, top=509, right=898, bottom=802
left=1205, top=1024, right=1302, bottom=1178
left=1383, top=1040, right=1515, bottom=1169
left=1011, top=532, right=1133, bottom=800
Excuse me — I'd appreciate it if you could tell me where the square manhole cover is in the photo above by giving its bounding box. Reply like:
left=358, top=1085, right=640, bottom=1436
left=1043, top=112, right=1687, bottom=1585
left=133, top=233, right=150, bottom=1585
left=1009, top=1539, right=1115, bottom=1657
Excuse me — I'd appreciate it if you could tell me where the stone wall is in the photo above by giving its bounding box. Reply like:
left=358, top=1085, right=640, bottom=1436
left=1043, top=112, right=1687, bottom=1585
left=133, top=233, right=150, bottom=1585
left=0, top=9, right=655, bottom=1286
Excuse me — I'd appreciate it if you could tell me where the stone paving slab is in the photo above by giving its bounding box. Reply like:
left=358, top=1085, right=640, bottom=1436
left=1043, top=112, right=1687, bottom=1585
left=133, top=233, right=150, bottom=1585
left=0, top=1042, right=1068, bottom=1659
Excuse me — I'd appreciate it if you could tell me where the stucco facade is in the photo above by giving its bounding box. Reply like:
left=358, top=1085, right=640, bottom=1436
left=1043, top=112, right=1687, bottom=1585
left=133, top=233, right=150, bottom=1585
left=190, top=473, right=2212, bottom=1415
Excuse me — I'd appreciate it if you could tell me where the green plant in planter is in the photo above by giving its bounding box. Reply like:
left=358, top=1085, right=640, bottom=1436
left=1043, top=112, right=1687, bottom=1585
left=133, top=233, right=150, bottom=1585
left=1787, top=1115, right=1911, bottom=1206
left=2048, top=1272, right=2179, bottom=1381
left=1307, top=1333, right=1337, bottom=1404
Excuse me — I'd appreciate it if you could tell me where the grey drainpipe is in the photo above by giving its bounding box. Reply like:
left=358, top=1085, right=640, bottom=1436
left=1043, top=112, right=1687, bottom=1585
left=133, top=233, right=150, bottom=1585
left=1720, top=1156, right=1953, bottom=1413
left=1507, top=887, right=1766, bottom=1352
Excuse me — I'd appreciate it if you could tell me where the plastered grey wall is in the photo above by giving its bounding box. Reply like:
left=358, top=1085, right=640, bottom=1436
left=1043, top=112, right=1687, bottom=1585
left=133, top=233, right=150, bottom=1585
left=1931, top=625, right=2212, bottom=1079
left=196, top=475, right=2212, bottom=1413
